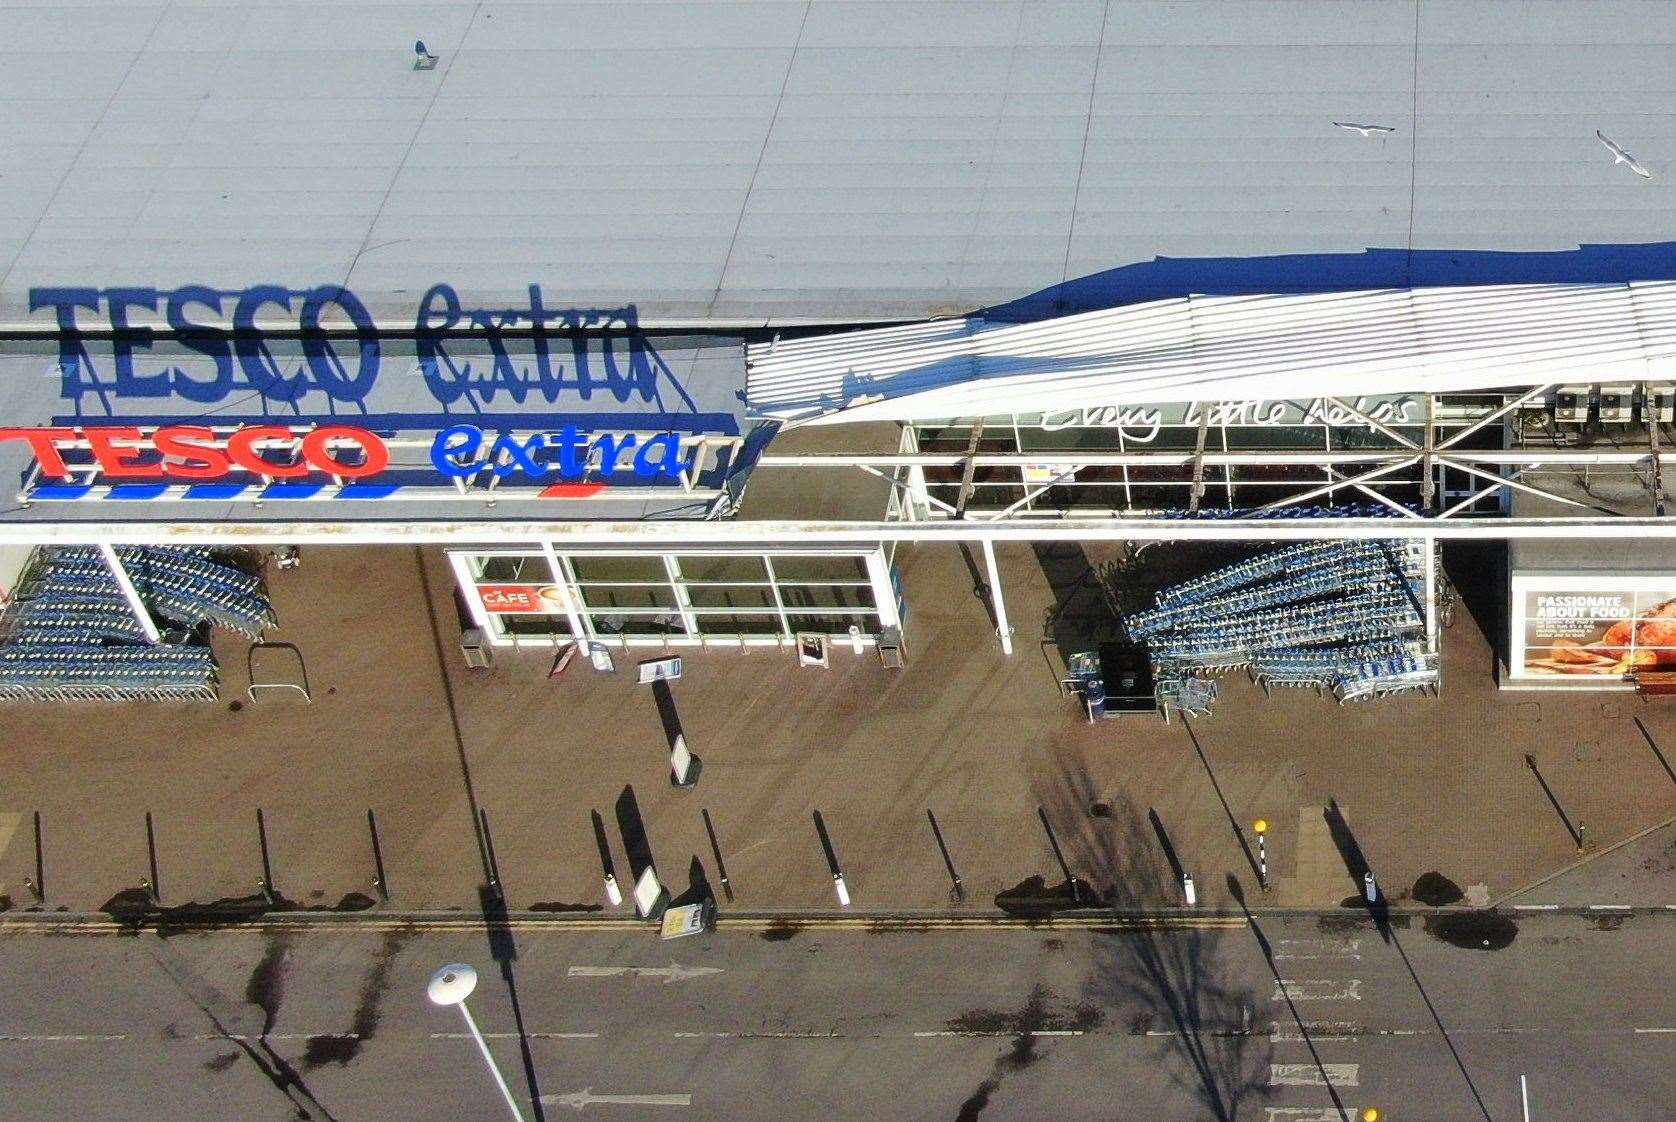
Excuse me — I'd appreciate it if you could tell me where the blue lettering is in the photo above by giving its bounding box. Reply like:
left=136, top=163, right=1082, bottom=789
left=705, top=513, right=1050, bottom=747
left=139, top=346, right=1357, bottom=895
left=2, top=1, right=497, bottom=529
left=430, top=424, right=484, bottom=477
left=30, top=288, right=101, bottom=400
left=592, top=432, right=636, bottom=475
left=414, top=283, right=467, bottom=406
left=488, top=432, right=547, bottom=478
left=632, top=432, right=685, bottom=479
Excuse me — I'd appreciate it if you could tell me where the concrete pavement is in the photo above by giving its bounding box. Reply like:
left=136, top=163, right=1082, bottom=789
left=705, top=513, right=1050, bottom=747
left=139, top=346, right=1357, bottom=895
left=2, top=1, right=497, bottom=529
left=0, top=543, right=1673, bottom=918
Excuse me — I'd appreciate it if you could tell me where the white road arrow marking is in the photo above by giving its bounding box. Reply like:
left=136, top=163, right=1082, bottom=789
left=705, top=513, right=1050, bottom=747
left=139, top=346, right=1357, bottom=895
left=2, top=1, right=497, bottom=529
left=1269, top=1062, right=1360, bottom=1087
left=567, top=964, right=722, bottom=984
left=541, top=1088, right=691, bottom=1111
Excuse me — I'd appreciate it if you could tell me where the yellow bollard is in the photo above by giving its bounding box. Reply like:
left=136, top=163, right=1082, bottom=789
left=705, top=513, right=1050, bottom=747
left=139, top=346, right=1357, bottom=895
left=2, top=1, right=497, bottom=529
left=1362, top=1109, right=1380, bottom=1122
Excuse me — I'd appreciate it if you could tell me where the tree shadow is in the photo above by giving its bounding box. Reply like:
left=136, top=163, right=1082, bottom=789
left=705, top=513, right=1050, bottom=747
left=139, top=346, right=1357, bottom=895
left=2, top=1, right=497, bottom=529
left=1032, top=542, right=1122, bottom=664
left=1042, top=762, right=1268, bottom=1122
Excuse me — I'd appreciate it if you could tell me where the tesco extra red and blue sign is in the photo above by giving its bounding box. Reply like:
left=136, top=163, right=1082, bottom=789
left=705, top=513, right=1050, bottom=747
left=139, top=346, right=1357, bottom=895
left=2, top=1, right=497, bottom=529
left=0, top=423, right=694, bottom=500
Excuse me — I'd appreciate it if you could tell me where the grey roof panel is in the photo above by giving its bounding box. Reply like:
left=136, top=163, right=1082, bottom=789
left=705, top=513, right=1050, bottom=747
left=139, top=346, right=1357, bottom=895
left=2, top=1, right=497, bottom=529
left=4, top=0, right=1676, bottom=328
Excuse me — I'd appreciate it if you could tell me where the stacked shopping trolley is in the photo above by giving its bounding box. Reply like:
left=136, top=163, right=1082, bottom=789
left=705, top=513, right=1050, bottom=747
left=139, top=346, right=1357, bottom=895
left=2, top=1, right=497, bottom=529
left=1126, top=541, right=1437, bottom=706
left=0, top=547, right=272, bottom=701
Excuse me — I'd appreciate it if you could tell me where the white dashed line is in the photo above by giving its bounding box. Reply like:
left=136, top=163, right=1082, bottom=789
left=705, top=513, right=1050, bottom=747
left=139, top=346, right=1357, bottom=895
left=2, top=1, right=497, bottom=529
left=1265, top=1110, right=1364, bottom=1121
left=191, top=1033, right=359, bottom=1042
left=1633, top=1027, right=1676, bottom=1034
left=1275, top=939, right=1362, bottom=961
left=1270, top=1021, right=1360, bottom=1043
left=430, top=1032, right=599, bottom=1040
left=1589, top=905, right=1633, bottom=911
left=1513, top=904, right=1560, bottom=911
left=1274, top=979, right=1362, bottom=1002
left=0, top=1034, right=128, bottom=1042
left=911, top=1030, right=1083, bottom=1038
left=1269, top=1063, right=1360, bottom=1088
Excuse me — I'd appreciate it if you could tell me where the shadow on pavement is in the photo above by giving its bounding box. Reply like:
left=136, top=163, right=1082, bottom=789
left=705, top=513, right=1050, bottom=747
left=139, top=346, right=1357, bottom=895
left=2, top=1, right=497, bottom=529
left=1045, top=763, right=1268, bottom=1122
left=1323, top=801, right=1495, bottom=1122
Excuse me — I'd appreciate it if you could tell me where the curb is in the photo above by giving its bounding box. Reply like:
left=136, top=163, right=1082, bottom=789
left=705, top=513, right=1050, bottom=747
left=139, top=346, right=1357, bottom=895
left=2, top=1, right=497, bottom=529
left=2, top=903, right=1672, bottom=936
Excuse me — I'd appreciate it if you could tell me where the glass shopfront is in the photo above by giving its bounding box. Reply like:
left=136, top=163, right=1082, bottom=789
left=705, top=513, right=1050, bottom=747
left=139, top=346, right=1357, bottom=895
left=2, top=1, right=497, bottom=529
left=449, top=547, right=898, bottom=648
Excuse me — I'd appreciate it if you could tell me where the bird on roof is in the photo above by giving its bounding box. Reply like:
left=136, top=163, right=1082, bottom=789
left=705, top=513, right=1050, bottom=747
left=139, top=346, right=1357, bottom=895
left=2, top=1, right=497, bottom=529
left=1333, top=122, right=1396, bottom=137
left=1596, top=130, right=1652, bottom=179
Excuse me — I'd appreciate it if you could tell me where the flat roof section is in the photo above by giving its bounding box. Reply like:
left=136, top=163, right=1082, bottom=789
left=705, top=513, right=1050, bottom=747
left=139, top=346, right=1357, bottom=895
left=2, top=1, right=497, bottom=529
left=3, top=2, right=1676, bottom=328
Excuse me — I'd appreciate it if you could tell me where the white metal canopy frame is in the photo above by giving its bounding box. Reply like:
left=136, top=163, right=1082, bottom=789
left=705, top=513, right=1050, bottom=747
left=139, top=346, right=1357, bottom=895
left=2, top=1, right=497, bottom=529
left=743, top=281, right=1676, bottom=425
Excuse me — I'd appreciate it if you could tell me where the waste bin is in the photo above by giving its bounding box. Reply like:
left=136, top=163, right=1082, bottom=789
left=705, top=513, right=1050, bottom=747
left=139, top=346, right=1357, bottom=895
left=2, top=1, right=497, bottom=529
left=460, top=627, right=493, bottom=669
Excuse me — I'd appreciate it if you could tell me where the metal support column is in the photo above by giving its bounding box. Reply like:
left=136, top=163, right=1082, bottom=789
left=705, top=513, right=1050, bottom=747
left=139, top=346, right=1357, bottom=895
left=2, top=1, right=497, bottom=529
left=538, top=540, right=591, bottom=644
left=980, top=538, right=1013, bottom=655
left=98, top=544, right=160, bottom=644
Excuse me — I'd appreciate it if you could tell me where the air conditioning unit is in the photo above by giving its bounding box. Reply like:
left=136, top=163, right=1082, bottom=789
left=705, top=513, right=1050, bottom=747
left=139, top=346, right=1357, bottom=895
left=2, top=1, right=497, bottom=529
left=1554, top=384, right=1592, bottom=424
left=1598, top=383, right=1636, bottom=423
left=1644, top=383, right=1675, bottom=423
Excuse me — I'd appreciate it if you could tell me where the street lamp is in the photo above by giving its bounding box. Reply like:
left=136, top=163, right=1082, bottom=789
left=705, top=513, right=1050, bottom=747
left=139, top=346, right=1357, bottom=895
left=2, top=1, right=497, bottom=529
left=427, top=963, right=527, bottom=1122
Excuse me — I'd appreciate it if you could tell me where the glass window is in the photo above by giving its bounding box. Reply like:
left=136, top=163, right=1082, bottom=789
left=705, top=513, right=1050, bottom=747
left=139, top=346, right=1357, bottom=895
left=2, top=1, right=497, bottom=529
left=777, top=583, right=876, bottom=611
left=569, top=555, right=668, bottom=583
left=771, top=556, right=871, bottom=583
left=676, top=555, right=769, bottom=583
left=574, top=583, right=678, bottom=612
left=495, top=615, right=574, bottom=639
left=692, top=613, right=784, bottom=636
left=686, top=585, right=778, bottom=610
left=787, top=612, right=879, bottom=636
left=472, top=554, right=546, bottom=581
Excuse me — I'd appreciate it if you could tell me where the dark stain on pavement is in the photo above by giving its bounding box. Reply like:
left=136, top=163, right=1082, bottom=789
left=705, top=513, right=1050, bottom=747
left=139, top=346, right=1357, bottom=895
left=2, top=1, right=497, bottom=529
left=1089, top=801, right=1113, bottom=818
left=203, top=1051, right=240, bottom=1073
left=98, top=888, right=383, bottom=936
left=760, top=920, right=803, bottom=941
left=246, top=932, right=293, bottom=1034
left=994, top=876, right=1082, bottom=919
left=952, top=988, right=1084, bottom=1119
left=1424, top=911, right=1518, bottom=950
left=1412, top=872, right=1465, bottom=906
left=334, top=892, right=376, bottom=912
left=303, top=928, right=413, bottom=1070
left=1590, top=913, right=1627, bottom=931
left=530, top=901, right=604, bottom=913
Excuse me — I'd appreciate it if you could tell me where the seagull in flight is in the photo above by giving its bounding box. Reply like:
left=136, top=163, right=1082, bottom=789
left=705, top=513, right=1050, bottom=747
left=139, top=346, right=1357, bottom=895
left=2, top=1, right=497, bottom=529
left=1596, top=130, right=1652, bottom=179
left=1333, top=122, right=1396, bottom=137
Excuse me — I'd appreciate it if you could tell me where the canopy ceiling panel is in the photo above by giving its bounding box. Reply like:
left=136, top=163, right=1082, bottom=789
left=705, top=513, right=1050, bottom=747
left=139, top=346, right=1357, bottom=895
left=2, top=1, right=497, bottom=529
left=744, top=282, right=1676, bottom=425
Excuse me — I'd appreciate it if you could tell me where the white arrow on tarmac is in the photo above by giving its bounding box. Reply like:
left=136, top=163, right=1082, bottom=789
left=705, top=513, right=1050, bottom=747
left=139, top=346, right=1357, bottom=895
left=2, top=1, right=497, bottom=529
left=566, top=964, right=722, bottom=984
left=541, top=1088, right=692, bottom=1111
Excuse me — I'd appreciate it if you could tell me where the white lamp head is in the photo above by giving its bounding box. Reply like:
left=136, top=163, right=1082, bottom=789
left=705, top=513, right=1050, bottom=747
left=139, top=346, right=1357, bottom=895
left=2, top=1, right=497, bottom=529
left=427, top=962, right=479, bottom=1006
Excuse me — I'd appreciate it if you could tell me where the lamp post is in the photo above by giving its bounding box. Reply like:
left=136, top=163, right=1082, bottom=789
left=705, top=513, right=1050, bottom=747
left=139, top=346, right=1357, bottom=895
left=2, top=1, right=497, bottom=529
left=1252, top=818, right=1269, bottom=891
left=427, top=963, right=527, bottom=1122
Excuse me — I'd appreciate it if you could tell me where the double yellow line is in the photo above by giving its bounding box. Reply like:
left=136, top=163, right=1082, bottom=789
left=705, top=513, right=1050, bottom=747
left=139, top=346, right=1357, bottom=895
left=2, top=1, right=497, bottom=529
left=0, top=913, right=1245, bottom=937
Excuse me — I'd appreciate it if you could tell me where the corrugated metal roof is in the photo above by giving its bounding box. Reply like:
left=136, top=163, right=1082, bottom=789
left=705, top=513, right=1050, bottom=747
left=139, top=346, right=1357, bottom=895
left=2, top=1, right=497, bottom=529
left=3, top=1, right=1676, bottom=327
left=744, top=281, right=1676, bottom=423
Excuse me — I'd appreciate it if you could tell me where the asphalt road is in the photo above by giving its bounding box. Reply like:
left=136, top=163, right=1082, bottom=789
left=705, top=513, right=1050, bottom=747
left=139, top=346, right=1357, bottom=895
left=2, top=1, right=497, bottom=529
left=0, top=910, right=1671, bottom=1121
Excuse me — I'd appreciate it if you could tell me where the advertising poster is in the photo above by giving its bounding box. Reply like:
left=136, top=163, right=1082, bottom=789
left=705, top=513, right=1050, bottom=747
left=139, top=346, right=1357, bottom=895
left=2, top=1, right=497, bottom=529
left=1519, top=585, right=1676, bottom=676
left=476, top=583, right=568, bottom=615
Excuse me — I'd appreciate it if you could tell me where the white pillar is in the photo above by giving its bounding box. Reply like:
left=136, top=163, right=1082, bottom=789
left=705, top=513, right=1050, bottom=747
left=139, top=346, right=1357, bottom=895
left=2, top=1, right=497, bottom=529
left=538, top=540, right=591, bottom=645
left=98, top=544, right=160, bottom=644
left=981, top=538, right=1013, bottom=655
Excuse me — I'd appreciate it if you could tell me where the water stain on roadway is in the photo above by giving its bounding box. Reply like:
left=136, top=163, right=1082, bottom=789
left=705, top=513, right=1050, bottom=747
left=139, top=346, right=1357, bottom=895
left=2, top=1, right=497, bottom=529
left=303, top=927, right=414, bottom=1070
left=951, top=987, right=1102, bottom=1120
left=1423, top=911, right=1518, bottom=950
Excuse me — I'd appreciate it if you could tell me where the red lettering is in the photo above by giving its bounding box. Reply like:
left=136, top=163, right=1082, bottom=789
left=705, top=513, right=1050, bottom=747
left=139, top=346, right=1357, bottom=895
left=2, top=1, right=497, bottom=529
left=83, top=426, right=162, bottom=478
left=226, top=425, right=308, bottom=478
left=300, top=425, right=388, bottom=479
left=0, top=427, right=76, bottom=478
left=152, top=426, right=232, bottom=480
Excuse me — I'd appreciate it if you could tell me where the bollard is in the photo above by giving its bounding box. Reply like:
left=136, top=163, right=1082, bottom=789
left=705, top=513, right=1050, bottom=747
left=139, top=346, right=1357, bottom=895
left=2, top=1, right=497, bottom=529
left=926, top=809, right=964, bottom=903
left=144, top=811, right=161, bottom=903
left=1253, top=818, right=1269, bottom=891
left=255, top=809, right=277, bottom=904
left=701, top=809, right=733, bottom=904
left=366, top=809, right=390, bottom=903
left=1182, top=871, right=1197, bottom=907
left=591, top=809, right=621, bottom=907
left=25, top=811, right=44, bottom=903
left=603, top=872, right=624, bottom=907
left=833, top=873, right=851, bottom=907
left=1363, top=870, right=1378, bottom=904
left=1362, top=1109, right=1380, bottom=1122
left=1577, top=821, right=1588, bottom=852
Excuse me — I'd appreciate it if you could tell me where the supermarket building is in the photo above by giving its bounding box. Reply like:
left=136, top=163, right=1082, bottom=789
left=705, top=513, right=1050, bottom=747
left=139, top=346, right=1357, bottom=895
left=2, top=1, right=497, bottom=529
left=3, top=1, right=1676, bottom=693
